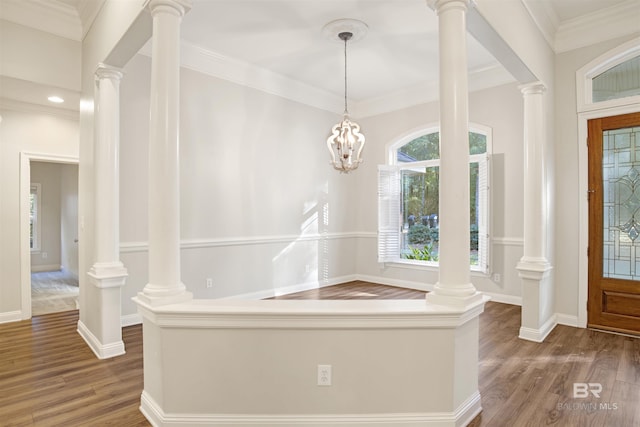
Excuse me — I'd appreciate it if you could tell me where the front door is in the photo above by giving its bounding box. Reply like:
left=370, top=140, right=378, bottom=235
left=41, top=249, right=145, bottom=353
left=588, top=112, right=640, bottom=335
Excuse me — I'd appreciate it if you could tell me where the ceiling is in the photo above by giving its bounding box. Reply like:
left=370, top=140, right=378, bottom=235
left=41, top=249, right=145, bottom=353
left=0, top=0, right=637, bottom=115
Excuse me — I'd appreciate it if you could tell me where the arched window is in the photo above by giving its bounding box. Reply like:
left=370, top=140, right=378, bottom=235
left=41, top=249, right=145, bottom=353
left=378, top=125, right=491, bottom=273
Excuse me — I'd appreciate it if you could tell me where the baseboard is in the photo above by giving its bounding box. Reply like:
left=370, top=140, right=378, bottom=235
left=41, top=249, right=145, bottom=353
left=31, top=264, right=62, bottom=273
left=77, top=320, right=125, bottom=359
left=121, top=313, right=142, bottom=327
left=482, top=292, right=522, bottom=306
left=556, top=313, right=579, bottom=328
left=220, top=275, right=358, bottom=300
left=355, top=274, right=434, bottom=293
left=140, top=389, right=481, bottom=427
left=519, top=314, right=558, bottom=343
left=0, top=310, right=23, bottom=324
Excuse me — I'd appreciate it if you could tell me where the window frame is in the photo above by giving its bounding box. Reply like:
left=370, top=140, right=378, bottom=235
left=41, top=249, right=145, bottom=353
left=379, top=123, right=492, bottom=273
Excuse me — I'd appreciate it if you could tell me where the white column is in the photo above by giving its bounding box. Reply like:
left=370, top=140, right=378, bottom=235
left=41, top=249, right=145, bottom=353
left=517, top=82, right=554, bottom=342
left=426, top=0, right=482, bottom=307
left=138, top=0, right=192, bottom=305
left=86, top=63, right=127, bottom=359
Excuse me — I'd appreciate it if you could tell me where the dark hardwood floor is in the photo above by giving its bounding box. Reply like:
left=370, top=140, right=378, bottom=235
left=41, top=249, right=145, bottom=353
left=1, top=281, right=638, bottom=426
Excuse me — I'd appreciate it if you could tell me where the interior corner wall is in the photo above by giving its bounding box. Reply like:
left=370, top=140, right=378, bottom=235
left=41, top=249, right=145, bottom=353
left=0, top=109, right=79, bottom=316
left=553, top=33, right=640, bottom=320
left=30, top=162, right=63, bottom=271
left=354, top=82, right=525, bottom=300
left=118, top=54, right=356, bottom=318
left=60, top=163, right=79, bottom=279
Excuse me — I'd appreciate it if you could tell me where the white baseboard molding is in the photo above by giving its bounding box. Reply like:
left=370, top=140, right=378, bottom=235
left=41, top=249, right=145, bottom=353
left=77, top=320, right=125, bottom=359
left=556, top=313, right=579, bottom=328
left=519, top=314, right=558, bottom=343
left=0, top=310, right=23, bottom=324
left=355, top=274, right=434, bottom=293
left=140, top=390, right=481, bottom=427
left=122, top=313, right=142, bottom=327
left=31, top=264, right=62, bottom=273
left=482, top=292, right=522, bottom=306
left=220, top=275, right=358, bottom=300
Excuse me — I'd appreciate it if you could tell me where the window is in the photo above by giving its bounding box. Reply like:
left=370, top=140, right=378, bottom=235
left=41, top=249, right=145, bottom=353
left=378, top=126, right=491, bottom=273
left=592, top=55, right=640, bottom=103
left=30, top=183, right=41, bottom=251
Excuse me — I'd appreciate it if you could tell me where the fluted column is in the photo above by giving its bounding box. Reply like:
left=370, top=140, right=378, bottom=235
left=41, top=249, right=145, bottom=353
left=426, top=0, right=481, bottom=307
left=517, top=82, right=554, bottom=342
left=86, top=63, right=127, bottom=359
left=138, top=0, right=192, bottom=305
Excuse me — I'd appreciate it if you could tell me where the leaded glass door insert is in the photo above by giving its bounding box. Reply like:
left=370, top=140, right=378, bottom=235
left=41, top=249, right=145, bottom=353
left=588, top=112, right=640, bottom=335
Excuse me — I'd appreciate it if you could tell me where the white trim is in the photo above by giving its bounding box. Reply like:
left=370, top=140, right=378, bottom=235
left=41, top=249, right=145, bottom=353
left=492, top=237, right=524, bottom=246
left=356, top=274, right=435, bottom=294
left=0, top=311, right=23, bottom=324
left=141, top=390, right=481, bottom=427
left=20, top=152, right=79, bottom=320
left=518, top=314, right=557, bottom=342
left=77, top=320, right=125, bottom=359
left=483, top=292, right=521, bottom=306
left=0, top=0, right=82, bottom=41
left=31, top=264, right=62, bottom=273
left=576, top=37, right=640, bottom=114
left=555, top=1, right=640, bottom=54
left=121, top=313, right=142, bottom=327
left=120, top=232, right=361, bottom=253
left=556, top=313, right=579, bottom=328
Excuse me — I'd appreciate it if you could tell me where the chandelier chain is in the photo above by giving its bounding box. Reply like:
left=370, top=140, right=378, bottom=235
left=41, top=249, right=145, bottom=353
left=344, top=35, right=348, bottom=114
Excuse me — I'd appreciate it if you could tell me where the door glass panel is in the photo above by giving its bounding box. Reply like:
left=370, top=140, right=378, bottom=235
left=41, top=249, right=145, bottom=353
left=603, top=126, right=640, bottom=279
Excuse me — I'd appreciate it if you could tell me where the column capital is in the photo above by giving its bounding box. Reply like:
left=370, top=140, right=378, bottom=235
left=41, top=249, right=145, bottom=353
left=95, top=63, right=123, bottom=82
left=518, top=81, right=546, bottom=96
left=147, top=0, right=192, bottom=17
left=427, top=0, right=471, bottom=14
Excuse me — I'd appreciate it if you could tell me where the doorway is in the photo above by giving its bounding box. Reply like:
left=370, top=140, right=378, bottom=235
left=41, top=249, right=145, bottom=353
left=29, top=161, right=79, bottom=316
left=20, top=153, right=79, bottom=319
left=588, top=112, right=640, bottom=335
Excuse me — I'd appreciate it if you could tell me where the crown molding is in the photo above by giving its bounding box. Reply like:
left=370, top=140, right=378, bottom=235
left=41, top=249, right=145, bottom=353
left=0, top=0, right=82, bottom=41
left=520, top=0, right=558, bottom=51
left=555, top=0, right=640, bottom=53
left=76, top=0, right=106, bottom=40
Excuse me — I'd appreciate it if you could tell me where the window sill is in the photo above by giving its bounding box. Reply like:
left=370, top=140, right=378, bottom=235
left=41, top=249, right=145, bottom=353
left=382, top=259, right=489, bottom=276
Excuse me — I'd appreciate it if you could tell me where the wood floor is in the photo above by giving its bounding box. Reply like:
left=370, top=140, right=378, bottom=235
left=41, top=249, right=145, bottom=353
left=31, top=270, right=79, bottom=316
left=1, top=281, right=639, bottom=426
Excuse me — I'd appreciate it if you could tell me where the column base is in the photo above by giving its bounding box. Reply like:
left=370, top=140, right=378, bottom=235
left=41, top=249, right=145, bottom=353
left=88, top=261, right=128, bottom=288
left=137, top=283, right=193, bottom=307
left=517, top=258, right=554, bottom=342
left=426, top=287, right=486, bottom=310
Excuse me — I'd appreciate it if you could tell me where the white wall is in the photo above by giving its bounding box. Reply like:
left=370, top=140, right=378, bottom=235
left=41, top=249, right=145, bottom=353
left=60, top=164, right=79, bottom=278
left=553, top=33, right=640, bottom=320
left=0, top=19, right=81, bottom=91
left=354, top=83, right=525, bottom=301
left=30, top=162, right=62, bottom=271
left=0, top=109, right=79, bottom=317
left=118, top=54, right=355, bottom=318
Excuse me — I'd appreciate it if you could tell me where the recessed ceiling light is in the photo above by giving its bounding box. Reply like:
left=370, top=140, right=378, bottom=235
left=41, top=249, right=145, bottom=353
left=48, top=96, right=64, bottom=103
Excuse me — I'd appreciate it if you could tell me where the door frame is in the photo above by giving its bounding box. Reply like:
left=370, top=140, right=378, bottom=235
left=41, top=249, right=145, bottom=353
left=20, top=152, right=79, bottom=320
left=576, top=37, right=640, bottom=328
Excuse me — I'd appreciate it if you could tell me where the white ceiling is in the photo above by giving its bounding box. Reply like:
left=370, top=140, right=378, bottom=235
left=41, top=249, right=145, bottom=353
left=0, top=0, right=638, bottom=115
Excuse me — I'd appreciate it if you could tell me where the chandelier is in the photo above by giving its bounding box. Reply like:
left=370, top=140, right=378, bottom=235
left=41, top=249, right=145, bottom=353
left=326, top=21, right=367, bottom=173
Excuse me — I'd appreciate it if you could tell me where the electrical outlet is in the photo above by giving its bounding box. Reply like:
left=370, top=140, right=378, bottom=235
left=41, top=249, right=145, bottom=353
left=42, top=252, right=48, bottom=259
left=318, top=365, right=332, bottom=386
left=206, top=278, right=213, bottom=288
left=493, top=273, right=501, bottom=283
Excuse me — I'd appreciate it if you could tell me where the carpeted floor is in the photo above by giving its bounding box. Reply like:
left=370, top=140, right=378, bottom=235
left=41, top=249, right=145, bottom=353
left=31, top=270, right=79, bottom=316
